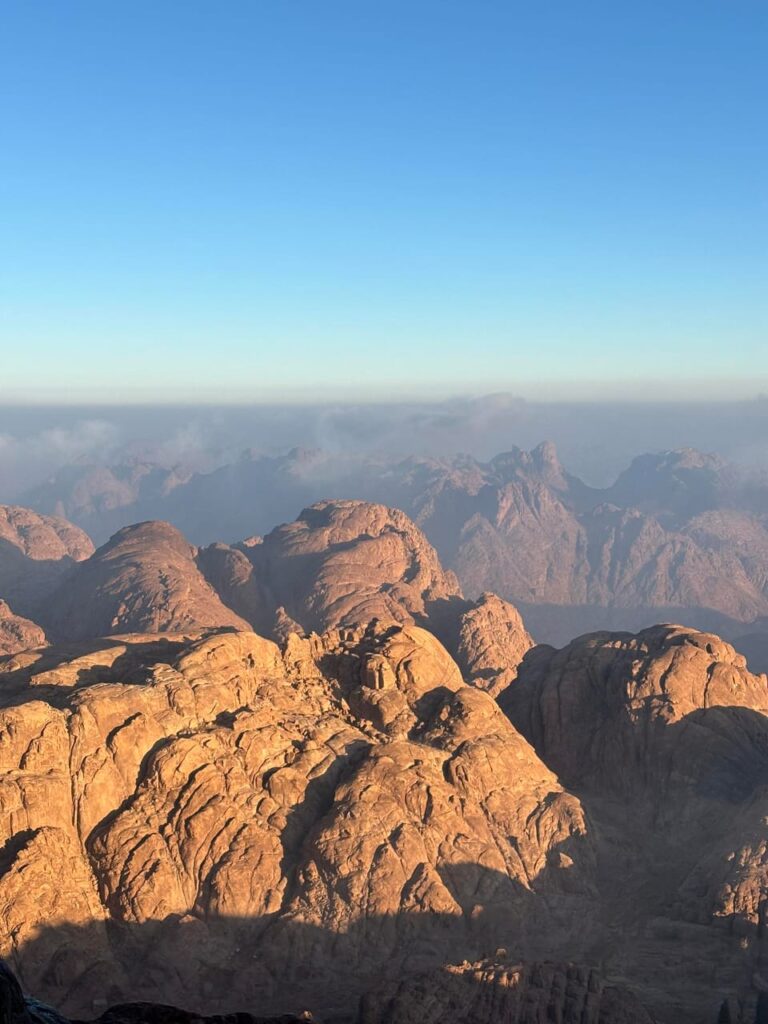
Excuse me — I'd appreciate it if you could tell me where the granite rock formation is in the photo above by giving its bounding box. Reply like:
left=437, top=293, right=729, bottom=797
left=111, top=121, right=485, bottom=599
left=0, top=624, right=593, bottom=1019
left=454, top=591, right=534, bottom=696
left=0, top=618, right=767, bottom=1020
left=221, top=499, right=463, bottom=634
left=502, top=624, right=768, bottom=1021
left=42, top=522, right=249, bottom=641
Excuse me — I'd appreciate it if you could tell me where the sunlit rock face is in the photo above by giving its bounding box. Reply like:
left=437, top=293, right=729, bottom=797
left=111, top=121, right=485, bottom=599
left=2, top=619, right=768, bottom=1021
left=4, top=514, right=768, bottom=1024
left=203, top=498, right=465, bottom=636
left=13, top=499, right=532, bottom=683
left=0, top=623, right=593, bottom=1021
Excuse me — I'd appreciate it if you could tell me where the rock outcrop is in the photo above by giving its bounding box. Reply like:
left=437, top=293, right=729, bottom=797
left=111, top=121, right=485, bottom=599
left=242, top=499, right=462, bottom=634
left=361, top=958, right=656, bottom=1024
left=0, top=624, right=592, bottom=1020
left=454, top=591, right=534, bottom=695
left=2, top=610, right=768, bottom=1018
left=0, top=503, right=536, bottom=700
left=0, top=505, right=93, bottom=619
left=42, top=522, right=249, bottom=641
left=0, top=601, right=45, bottom=657
left=502, top=624, right=768, bottom=1021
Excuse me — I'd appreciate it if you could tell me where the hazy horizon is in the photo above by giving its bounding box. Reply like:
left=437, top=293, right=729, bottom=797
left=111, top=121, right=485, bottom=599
left=3, top=392, right=768, bottom=502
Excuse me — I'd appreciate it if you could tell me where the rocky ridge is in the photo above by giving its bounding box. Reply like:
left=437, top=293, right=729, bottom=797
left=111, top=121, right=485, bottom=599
left=20, top=444, right=768, bottom=661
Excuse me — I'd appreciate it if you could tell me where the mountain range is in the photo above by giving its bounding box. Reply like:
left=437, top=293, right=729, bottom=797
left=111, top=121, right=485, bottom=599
left=18, top=442, right=768, bottom=666
left=0, top=489, right=766, bottom=1019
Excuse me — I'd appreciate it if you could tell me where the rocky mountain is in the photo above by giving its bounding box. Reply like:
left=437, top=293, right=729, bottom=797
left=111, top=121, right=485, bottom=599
left=0, top=506, right=93, bottom=621
left=361, top=959, right=656, bottom=1024
left=200, top=498, right=463, bottom=636
left=42, top=521, right=249, bottom=642
left=20, top=500, right=531, bottom=689
left=502, top=624, right=768, bottom=1023
left=20, top=445, right=768, bottom=662
left=0, top=619, right=765, bottom=1021
left=0, top=624, right=595, bottom=1020
left=3, top=481, right=768, bottom=1020
left=0, top=600, right=45, bottom=657
left=0, top=954, right=655, bottom=1024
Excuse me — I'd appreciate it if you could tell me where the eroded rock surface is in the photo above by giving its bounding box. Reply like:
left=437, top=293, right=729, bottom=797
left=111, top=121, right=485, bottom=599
left=240, top=499, right=463, bottom=634
left=43, top=522, right=249, bottom=641
left=454, top=591, right=534, bottom=695
left=0, top=624, right=590, bottom=1021
left=0, top=602, right=45, bottom=657
left=361, top=958, right=656, bottom=1024
left=503, top=625, right=768, bottom=1021
left=0, top=506, right=93, bottom=620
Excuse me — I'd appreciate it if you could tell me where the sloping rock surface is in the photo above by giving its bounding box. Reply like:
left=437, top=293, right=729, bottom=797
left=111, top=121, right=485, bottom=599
left=0, top=506, right=93, bottom=619
left=1, top=621, right=768, bottom=1020
left=502, top=625, right=768, bottom=1021
left=43, top=522, right=249, bottom=641
left=0, top=601, right=45, bottom=657
left=0, top=625, right=590, bottom=1021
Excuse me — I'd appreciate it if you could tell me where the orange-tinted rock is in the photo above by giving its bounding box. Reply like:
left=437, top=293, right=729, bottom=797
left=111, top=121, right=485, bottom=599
left=0, top=625, right=591, bottom=1019
left=44, top=522, right=249, bottom=641
left=0, top=600, right=46, bottom=656
left=455, top=591, right=534, bottom=695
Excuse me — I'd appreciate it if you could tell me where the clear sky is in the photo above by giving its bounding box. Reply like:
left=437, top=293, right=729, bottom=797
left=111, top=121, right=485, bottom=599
left=1, top=0, right=766, bottom=402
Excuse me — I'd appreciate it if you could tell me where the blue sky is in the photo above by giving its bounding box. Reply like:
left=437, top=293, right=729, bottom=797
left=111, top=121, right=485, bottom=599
left=1, top=0, right=766, bottom=402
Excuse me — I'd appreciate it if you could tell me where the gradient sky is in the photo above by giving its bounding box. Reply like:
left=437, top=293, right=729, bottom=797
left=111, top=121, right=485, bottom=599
left=1, top=1, right=767, bottom=402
